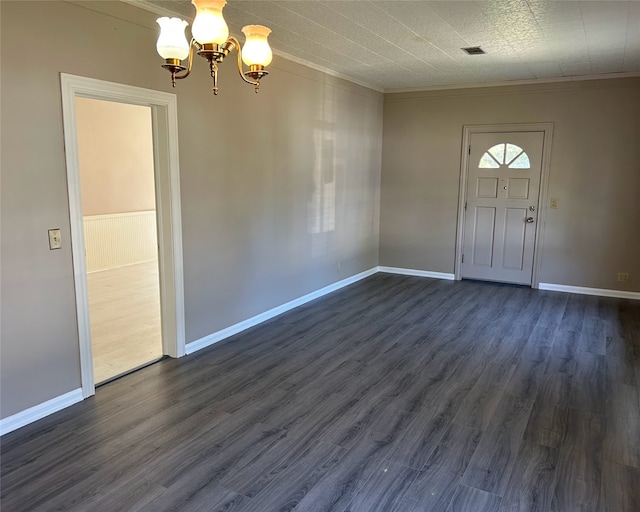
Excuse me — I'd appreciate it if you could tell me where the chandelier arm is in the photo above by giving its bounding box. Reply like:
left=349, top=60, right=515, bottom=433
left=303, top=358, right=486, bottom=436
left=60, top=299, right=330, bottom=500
left=174, top=39, right=197, bottom=81
left=226, top=36, right=259, bottom=86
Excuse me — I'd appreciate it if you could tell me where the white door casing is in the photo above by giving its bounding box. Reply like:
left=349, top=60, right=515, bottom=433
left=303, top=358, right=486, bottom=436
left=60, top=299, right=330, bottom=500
left=60, top=74, right=185, bottom=399
left=455, top=124, right=553, bottom=287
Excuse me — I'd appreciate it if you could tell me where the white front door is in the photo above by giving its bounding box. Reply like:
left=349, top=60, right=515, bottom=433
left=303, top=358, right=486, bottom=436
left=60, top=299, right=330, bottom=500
left=461, top=131, right=544, bottom=285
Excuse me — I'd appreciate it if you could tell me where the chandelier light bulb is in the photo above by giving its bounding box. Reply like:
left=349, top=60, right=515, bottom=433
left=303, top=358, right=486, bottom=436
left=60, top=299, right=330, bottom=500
left=241, top=25, right=272, bottom=67
left=156, top=17, right=190, bottom=60
left=191, top=0, right=229, bottom=45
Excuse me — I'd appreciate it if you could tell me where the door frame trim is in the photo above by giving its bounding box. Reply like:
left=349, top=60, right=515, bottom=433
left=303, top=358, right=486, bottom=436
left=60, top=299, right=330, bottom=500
left=455, top=123, right=554, bottom=288
left=60, top=74, right=185, bottom=399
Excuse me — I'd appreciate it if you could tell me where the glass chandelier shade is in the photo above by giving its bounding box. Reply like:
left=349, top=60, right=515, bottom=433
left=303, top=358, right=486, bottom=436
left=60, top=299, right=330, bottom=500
left=156, top=17, right=190, bottom=60
left=241, top=25, right=273, bottom=67
left=191, top=0, right=229, bottom=45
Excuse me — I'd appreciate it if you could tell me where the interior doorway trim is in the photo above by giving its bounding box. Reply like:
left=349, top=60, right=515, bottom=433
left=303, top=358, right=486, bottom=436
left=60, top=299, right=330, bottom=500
left=455, top=123, right=554, bottom=288
left=60, top=74, right=185, bottom=399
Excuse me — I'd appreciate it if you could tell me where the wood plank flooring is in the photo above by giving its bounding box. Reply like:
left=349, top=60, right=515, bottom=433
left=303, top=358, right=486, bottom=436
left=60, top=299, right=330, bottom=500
left=2, top=273, right=639, bottom=511
left=88, top=261, right=163, bottom=383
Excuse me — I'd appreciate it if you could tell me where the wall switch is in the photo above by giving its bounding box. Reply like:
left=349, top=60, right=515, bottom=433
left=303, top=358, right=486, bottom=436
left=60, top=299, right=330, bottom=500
left=617, top=272, right=630, bottom=283
left=48, top=228, right=62, bottom=250
left=550, top=198, right=558, bottom=209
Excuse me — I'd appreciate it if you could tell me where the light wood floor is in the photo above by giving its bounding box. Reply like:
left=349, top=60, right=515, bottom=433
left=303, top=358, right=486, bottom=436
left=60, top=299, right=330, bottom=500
left=87, top=260, right=163, bottom=383
left=2, top=274, right=639, bottom=511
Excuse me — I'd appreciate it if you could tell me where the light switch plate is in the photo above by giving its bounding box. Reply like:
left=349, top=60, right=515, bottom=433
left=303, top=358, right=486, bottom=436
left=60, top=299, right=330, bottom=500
left=48, top=228, right=62, bottom=250
left=550, top=198, right=558, bottom=209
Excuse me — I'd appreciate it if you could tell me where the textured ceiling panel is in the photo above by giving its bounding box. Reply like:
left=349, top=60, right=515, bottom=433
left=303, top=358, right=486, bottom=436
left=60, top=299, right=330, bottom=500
left=136, top=0, right=640, bottom=91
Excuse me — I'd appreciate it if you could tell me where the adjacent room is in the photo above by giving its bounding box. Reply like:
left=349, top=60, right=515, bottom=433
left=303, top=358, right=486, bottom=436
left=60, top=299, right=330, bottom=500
left=1, top=1, right=639, bottom=511
left=76, top=97, right=163, bottom=384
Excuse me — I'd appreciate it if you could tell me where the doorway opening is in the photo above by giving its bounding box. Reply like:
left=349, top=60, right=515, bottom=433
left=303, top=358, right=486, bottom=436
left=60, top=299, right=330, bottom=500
left=455, top=124, right=553, bottom=288
left=75, top=98, right=163, bottom=384
left=61, top=74, right=185, bottom=399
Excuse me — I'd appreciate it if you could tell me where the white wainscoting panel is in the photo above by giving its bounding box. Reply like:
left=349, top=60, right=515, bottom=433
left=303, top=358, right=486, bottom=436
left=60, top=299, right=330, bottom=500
left=84, top=211, right=158, bottom=272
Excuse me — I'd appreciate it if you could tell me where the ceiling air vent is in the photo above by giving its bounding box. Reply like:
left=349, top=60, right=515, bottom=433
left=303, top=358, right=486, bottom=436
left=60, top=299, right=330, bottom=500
left=461, top=46, right=485, bottom=55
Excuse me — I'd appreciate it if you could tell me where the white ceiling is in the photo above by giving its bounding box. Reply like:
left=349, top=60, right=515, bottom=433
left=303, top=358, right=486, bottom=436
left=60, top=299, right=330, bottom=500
left=133, top=0, right=640, bottom=92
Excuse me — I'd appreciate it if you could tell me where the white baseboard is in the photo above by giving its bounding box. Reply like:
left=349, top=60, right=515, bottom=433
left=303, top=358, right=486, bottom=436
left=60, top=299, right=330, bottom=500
left=378, top=266, right=456, bottom=280
left=186, top=267, right=379, bottom=355
left=0, top=389, right=83, bottom=436
left=538, top=283, right=640, bottom=300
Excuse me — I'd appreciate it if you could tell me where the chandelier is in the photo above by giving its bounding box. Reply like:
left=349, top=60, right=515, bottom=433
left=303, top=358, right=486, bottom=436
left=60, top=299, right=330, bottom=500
left=155, top=0, right=272, bottom=94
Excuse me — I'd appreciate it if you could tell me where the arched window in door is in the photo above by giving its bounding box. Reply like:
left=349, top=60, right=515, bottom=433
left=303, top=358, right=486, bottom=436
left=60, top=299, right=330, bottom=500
left=479, top=143, right=530, bottom=169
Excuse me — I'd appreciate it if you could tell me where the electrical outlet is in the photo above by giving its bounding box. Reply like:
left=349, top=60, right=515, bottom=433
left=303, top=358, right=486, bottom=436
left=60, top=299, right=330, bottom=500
left=617, top=272, right=630, bottom=283
left=550, top=198, right=558, bottom=209
left=48, top=228, right=62, bottom=250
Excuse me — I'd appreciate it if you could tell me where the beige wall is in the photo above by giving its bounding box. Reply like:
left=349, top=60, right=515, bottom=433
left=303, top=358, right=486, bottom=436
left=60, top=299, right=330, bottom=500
left=381, top=78, right=640, bottom=292
left=0, top=1, right=382, bottom=419
left=76, top=98, right=155, bottom=216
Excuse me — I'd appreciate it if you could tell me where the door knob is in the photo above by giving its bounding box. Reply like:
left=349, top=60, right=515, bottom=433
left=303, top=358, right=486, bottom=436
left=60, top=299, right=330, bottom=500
left=526, top=217, right=535, bottom=223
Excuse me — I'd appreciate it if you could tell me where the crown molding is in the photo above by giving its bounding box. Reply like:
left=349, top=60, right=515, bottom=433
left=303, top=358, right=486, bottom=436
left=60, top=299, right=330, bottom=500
left=270, top=49, right=384, bottom=93
left=384, top=72, right=640, bottom=94
left=121, top=0, right=185, bottom=19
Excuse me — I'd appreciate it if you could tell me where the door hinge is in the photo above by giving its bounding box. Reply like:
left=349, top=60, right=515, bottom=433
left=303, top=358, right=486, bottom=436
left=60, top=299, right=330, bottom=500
left=464, top=201, right=467, bottom=210
left=468, top=145, right=471, bottom=155
left=462, top=254, right=464, bottom=263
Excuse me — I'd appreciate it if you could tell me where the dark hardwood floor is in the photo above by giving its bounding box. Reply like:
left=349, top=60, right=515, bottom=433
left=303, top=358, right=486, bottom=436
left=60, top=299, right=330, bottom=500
left=2, top=273, right=639, bottom=511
